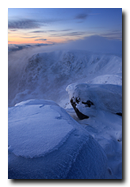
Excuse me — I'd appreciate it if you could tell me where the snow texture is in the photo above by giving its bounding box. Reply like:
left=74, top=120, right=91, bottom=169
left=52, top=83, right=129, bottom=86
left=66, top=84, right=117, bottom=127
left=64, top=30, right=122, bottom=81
left=66, top=83, right=122, bottom=115
left=8, top=99, right=107, bottom=179
left=66, top=108, right=122, bottom=179
left=8, top=50, right=122, bottom=108
left=8, top=48, right=122, bottom=179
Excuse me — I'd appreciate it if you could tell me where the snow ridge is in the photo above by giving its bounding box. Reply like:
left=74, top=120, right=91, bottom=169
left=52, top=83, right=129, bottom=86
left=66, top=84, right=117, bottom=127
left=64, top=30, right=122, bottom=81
left=8, top=50, right=122, bottom=107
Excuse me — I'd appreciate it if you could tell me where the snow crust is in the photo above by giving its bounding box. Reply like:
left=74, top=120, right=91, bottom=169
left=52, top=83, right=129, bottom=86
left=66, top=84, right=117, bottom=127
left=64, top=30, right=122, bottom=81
left=8, top=99, right=108, bottom=179
left=9, top=102, right=74, bottom=158
left=66, top=108, right=122, bottom=179
left=66, top=83, right=122, bottom=114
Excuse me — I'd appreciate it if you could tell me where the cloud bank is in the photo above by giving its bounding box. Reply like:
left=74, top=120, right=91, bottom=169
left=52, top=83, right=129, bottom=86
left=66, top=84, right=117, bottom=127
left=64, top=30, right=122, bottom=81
left=35, top=39, right=47, bottom=41
left=8, top=43, right=54, bottom=52
left=8, top=19, right=40, bottom=29
left=64, top=35, right=122, bottom=55
left=8, top=35, right=122, bottom=56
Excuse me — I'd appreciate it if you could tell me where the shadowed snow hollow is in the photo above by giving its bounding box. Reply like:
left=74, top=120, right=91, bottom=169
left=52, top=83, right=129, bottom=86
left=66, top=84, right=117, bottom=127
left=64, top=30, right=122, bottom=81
left=8, top=99, right=108, bottom=179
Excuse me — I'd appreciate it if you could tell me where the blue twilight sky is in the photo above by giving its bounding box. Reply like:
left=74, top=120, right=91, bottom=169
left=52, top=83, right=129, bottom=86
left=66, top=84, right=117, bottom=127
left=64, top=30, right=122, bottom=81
left=8, top=8, right=122, bottom=45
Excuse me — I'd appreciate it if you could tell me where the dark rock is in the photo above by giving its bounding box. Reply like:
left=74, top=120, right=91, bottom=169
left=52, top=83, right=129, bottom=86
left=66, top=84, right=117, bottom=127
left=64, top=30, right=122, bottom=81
left=76, top=97, right=80, bottom=103
left=70, top=98, right=89, bottom=120
left=82, top=100, right=94, bottom=107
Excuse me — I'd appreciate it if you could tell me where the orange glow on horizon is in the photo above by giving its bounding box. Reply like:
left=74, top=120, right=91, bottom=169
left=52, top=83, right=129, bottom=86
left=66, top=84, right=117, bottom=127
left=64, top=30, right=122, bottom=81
left=8, top=36, right=67, bottom=45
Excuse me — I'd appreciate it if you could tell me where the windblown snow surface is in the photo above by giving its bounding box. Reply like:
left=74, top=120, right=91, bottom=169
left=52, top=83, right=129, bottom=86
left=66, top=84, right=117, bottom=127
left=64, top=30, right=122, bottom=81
left=8, top=43, right=122, bottom=179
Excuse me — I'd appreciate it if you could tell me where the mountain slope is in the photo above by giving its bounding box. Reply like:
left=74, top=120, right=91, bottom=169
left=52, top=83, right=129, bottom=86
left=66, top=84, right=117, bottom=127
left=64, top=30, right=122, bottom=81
left=8, top=50, right=122, bottom=107
left=8, top=48, right=122, bottom=179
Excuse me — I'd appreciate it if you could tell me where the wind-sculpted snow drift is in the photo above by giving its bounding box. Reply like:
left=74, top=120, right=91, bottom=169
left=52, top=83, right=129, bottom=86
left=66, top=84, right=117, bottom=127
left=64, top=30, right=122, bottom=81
left=66, top=83, right=122, bottom=119
left=8, top=99, right=108, bottom=179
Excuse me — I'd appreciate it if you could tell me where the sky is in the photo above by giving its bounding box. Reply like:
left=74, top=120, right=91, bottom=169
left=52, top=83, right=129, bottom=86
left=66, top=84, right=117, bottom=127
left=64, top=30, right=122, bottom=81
left=8, top=8, right=122, bottom=45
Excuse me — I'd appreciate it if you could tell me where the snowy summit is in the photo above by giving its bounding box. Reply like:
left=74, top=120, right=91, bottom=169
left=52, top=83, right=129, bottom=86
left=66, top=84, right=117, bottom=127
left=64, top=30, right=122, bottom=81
left=8, top=48, right=122, bottom=179
left=8, top=99, right=108, bottom=179
left=8, top=8, right=122, bottom=180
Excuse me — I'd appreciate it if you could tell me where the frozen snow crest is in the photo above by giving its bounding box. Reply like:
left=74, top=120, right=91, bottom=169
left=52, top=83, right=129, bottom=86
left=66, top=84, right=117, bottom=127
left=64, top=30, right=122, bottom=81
left=66, top=83, right=122, bottom=115
left=8, top=99, right=108, bottom=179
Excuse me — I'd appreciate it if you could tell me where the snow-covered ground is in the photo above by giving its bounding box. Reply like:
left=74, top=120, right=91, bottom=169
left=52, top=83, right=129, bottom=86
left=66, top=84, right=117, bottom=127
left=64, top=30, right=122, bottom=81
left=8, top=47, right=122, bottom=179
left=66, top=83, right=122, bottom=179
left=8, top=50, right=122, bottom=107
left=8, top=99, right=109, bottom=179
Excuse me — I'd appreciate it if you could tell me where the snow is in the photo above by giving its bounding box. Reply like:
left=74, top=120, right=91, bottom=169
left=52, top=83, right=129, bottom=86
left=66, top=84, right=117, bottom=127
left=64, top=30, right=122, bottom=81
left=8, top=48, right=122, bottom=179
left=66, top=109, right=122, bottom=179
left=66, top=83, right=122, bottom=114
left=66, top=82, right=122, bottom=179
left=87, top=74, right=122, bottom=85
left=8, top=50, right=122, bottom=108
left=8, top=99, right=108, bottom=179
left=9, top=103, right=74, bottom=158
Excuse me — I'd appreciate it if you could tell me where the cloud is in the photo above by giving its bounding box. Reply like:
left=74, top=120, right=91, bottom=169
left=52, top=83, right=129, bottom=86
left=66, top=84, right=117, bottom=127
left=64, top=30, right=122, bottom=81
left=64, top=35, right=122, bottom=55
left=21, top=36, right=38, bottom=38
left=10, top=29, right=17, bottom=32
left=48, top=29, right=72, bottom=32
left=8, top=19, right=40, bottom=29
left=66, top=31, right=85, bottom=36
left=8, top=35, right=122, bottom=56
left=75, top=13, right=88, bottom=20
left=50, top=31, right=86, bottom=37
left=30, top=30, right=46, bottom=33
left=8, top=44, right=31, bottom=52
left=8, top=43, right=54, bottom=52
left=61, top=29, right=73, bottom=32
left=30, top=29, right=73, bottom=34
left=35, top=39, right=47, bottom=41
left=35, top=43, right=53, bottom=47
left=101, top=30, right=122, bottom=40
